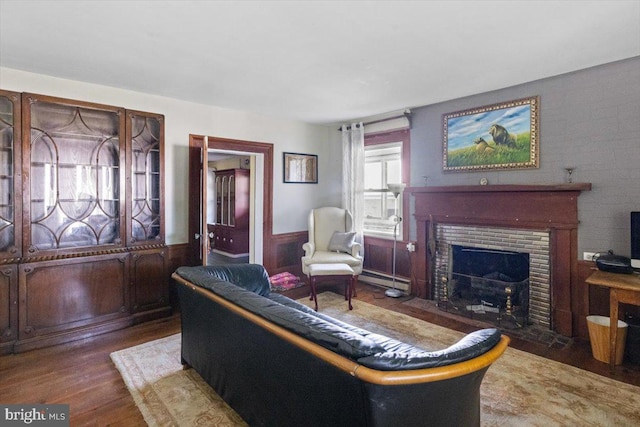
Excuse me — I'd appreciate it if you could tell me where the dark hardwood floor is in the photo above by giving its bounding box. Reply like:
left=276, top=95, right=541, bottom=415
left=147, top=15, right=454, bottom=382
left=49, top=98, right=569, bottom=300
left=1, top=281, right=639, bottom=426
left=0, top=315, right=181, bottom=426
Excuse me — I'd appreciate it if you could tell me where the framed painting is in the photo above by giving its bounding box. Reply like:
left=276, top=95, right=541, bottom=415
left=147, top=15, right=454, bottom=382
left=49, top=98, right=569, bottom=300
left=283, top=152, right=318, bottom=183
left=442, top=96, right=539, bottom=172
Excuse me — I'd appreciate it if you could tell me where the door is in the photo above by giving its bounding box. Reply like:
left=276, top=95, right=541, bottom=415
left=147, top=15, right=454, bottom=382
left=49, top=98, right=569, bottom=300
left=200, top=137, right=209, bottom=264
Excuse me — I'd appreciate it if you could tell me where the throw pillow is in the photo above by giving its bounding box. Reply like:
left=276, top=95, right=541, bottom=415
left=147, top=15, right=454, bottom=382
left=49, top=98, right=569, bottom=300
left=328, top=231, right=356, bottom=253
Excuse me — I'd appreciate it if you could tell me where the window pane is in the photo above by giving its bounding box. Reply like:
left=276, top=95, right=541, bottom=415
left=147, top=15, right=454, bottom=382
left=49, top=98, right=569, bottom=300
left=364, top=162, right=382, bottom=190
left=364, top=191, right=383, bottom=219
left=386, top=159, right=401, bottom=185
left=386, top=192, right=397, bottom=219
left=363, top=142, right=402, bottom=238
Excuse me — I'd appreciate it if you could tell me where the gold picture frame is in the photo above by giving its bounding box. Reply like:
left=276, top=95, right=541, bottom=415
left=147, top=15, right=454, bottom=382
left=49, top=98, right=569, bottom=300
left=443, top=96, right=540, bottom=172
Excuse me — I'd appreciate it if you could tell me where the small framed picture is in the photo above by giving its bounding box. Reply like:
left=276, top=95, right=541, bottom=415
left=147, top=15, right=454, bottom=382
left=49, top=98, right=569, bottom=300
left=283, top=152, right=318, bottom=183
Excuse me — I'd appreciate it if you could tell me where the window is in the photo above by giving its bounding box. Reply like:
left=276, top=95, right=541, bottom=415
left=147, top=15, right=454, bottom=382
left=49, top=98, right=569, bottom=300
left=364, top=142, right=403, bottom=238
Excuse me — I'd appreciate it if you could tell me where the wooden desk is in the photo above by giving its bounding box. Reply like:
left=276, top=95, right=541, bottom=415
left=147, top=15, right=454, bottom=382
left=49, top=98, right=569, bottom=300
left=585, top=270, right=640, bottom=369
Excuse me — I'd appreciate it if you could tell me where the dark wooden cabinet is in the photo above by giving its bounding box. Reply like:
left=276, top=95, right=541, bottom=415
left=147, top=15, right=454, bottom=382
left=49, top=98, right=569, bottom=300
left=0, top=90, right=21, bottom=354
left=0, top=265, right=18, bottom=354
left=15, top=254, right=130, bottom=353
left=213, top=169, right=250, bottom=255
left=130, top=248, right=168, bottom=322
left=0, top=91, right=169, bottom=353
left=125, top=110, right=164, bottom=247
left=21, top=93, right=126, bottom=257
left=125, top=111, right=169, bottom=321
left=0, top=90, right=21, bottom=262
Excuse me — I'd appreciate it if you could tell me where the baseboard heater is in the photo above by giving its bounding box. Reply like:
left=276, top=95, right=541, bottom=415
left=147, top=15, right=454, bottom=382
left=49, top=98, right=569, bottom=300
left=360, top=269, right=410, bottom=292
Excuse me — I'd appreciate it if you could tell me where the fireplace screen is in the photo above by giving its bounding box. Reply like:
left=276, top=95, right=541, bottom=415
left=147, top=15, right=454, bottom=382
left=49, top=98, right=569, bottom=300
left=439, top=245, right=530, bottom=328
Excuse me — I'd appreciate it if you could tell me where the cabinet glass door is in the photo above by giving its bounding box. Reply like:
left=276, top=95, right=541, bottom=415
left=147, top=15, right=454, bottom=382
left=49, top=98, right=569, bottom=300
left=127, top=112, right=164, bottom=245
left=0, top=91, right=20, bottom=258
left=229, top=174, right=235, bottom=227
left=215, top=175, right=222, bottom=225
left=25, top=95, right=124, bottom=254
left=221, top=175, right=228, bottom=225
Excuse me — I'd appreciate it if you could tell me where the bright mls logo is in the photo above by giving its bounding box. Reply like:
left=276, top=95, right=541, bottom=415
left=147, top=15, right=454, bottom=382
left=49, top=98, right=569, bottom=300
left=1, top=405, right=69, bottom=426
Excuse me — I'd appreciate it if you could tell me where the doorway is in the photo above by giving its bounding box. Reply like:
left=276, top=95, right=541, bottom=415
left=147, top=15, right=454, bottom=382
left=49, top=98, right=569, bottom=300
left=206, top=151, right=258, bottom=265
left=188, top=135, right=274, bottom=271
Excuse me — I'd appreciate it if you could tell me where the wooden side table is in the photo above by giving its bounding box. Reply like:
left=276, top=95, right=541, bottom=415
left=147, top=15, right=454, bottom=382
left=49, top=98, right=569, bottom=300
left=585, top=270, right=640, bottom=370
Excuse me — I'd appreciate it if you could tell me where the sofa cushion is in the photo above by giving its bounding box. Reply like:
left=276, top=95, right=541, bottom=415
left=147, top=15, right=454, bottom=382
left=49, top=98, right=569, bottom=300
left=269, top=293, right=381, bottom=336
left=176, top=265, right=502, bottom=370
left=270, top=293, right=501, bottom=370
left=176, top=264, right=271, bottom=296
left=225, top=287, right=384, bottom=359
left=176, top=266, right=384, bottom=359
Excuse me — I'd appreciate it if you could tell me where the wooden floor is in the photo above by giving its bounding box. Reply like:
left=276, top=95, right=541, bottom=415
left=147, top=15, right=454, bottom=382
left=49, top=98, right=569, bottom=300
left=1, top=282, right=639, bottom=426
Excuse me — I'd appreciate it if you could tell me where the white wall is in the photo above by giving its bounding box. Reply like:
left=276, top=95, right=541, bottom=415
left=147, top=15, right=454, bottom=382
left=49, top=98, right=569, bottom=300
left=0, top=67, right=341, bottom=244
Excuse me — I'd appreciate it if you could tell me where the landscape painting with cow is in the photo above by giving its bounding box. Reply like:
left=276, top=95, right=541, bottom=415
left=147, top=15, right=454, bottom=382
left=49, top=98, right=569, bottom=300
left=442, top=96, right=539, bottom=172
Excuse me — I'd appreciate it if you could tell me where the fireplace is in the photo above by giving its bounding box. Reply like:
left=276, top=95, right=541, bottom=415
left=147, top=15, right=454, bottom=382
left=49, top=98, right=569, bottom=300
left=435, top=229, right=546, bottom=328
left=408, top=183, right=591, bottom=336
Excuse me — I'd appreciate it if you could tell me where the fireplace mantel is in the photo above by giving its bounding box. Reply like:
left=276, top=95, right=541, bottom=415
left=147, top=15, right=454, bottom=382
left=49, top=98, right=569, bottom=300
left=407, top=182, right=591, bottom=194
left=408, top=183, right=591, bottom=230
left=408, top=182, right=591, bottom=336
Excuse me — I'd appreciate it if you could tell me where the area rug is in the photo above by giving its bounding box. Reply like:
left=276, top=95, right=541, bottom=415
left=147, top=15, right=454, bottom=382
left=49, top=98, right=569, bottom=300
left=111, top=292, right=640, bottom=426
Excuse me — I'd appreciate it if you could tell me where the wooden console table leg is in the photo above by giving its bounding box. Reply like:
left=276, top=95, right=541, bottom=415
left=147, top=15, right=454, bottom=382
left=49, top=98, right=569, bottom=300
left=609, top=290, right=619, bottom=371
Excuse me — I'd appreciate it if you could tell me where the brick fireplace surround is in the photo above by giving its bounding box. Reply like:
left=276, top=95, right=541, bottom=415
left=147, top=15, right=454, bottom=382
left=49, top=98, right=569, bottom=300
left=407, top=183, right=591, bottom=337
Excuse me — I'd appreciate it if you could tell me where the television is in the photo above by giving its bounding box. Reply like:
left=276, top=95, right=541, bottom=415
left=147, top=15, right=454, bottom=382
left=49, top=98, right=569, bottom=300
left=632, top=212, right=640, bottom=269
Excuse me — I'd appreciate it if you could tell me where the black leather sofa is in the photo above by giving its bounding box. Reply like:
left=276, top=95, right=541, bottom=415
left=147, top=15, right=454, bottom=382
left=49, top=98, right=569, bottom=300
left=173, top=264, right=509, bottom=427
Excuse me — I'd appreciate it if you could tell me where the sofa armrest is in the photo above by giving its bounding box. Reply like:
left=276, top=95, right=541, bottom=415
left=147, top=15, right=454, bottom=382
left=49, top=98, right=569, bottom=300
left=357, top=328, right=503, bottom=370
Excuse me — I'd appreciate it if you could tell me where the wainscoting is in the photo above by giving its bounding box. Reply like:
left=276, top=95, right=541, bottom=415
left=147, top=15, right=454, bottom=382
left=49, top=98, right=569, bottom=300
left=265, top=231, right=308, bottom=278
left=260, top=232, right=413, bottom=289
left=362, top=235, right=413, bottom=290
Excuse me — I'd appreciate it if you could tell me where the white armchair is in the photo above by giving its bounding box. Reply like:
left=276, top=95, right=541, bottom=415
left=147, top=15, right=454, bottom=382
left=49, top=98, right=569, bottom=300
left=301, top=207, right=363, bottom=277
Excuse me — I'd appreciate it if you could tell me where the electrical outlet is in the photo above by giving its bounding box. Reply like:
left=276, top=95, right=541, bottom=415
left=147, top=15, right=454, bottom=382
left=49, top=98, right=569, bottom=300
left=583, top=251, right=597, bottom=261
left=406, top=242, right=416, bottom=253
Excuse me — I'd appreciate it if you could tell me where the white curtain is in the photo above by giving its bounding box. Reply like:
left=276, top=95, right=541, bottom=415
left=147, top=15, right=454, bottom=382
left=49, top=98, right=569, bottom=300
left=342, top=122, right=365, bottom=254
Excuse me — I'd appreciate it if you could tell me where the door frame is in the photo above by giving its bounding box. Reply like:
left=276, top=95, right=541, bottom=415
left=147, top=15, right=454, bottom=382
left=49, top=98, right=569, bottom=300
left=188, top=134, right=274, bottom=271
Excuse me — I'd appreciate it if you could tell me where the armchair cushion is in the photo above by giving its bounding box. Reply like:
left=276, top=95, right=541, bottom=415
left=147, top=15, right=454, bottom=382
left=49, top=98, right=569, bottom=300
left=328, top=231, right=356, bottom=253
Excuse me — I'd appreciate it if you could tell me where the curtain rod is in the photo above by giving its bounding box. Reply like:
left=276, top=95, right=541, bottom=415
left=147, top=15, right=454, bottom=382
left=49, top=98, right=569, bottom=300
left=338, top=110, right=412, bottom=131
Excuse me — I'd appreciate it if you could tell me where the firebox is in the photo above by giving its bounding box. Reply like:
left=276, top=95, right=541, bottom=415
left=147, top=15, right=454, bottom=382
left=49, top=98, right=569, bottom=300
left=432, top=224, right=552, bottom=329
left=438, top=245, right=530, bottom=328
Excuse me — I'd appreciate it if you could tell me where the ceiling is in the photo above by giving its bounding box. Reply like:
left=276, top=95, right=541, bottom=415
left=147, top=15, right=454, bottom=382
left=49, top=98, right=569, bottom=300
left=1, top=1, right=639, bottom=125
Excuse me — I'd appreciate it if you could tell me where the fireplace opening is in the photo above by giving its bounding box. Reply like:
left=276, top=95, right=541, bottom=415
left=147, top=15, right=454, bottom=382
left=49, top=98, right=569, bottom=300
left=440, top=244, right=530, bottom=328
